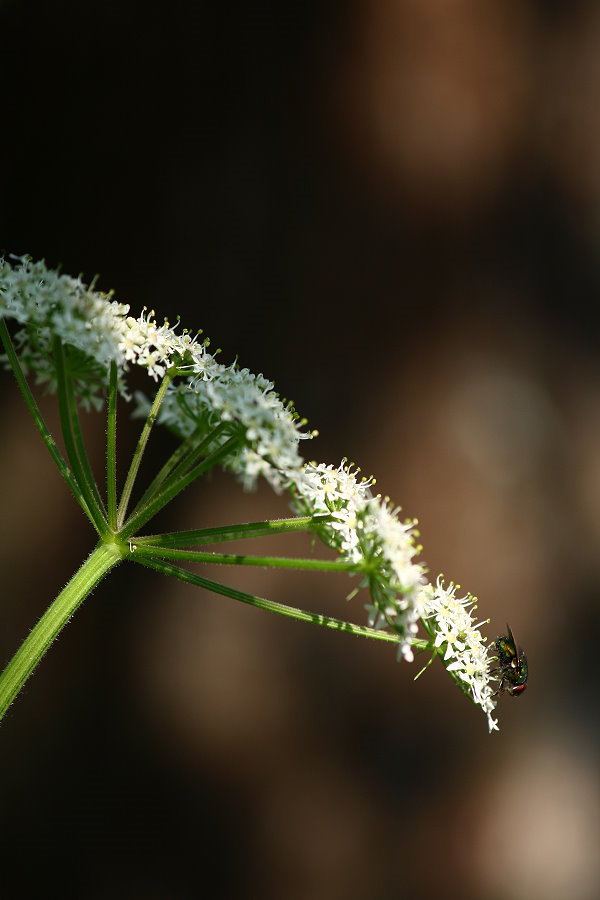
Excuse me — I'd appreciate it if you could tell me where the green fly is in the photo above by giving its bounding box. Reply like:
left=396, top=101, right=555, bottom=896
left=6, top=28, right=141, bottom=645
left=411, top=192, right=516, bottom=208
left=492, top=625, right=528, bottom=697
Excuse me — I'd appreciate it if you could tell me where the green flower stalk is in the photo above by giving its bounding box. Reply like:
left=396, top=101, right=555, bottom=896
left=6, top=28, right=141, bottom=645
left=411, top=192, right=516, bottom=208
left=0, top=255, right=500, bottom=731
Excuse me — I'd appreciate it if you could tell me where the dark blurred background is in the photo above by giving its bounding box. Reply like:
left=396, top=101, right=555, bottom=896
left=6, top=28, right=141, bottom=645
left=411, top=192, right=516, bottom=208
left=2, top=1, right=600, bottom=897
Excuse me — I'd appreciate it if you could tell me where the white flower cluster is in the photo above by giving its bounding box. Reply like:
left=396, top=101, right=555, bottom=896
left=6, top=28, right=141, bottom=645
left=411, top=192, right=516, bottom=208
left=290, top=463, right=499, bottom=728
left=0, top=256, right=308, bottom=490
left=290, top=461, right=427, bottom=662
left=418, top=577, right=498, bottom=731
left=144, top=370, right=310, bottom=492
left=0, top=256, right=203, bottom=387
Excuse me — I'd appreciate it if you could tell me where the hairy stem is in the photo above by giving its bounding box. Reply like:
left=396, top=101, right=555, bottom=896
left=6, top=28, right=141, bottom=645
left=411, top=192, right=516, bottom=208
left=0, top=320, right=94, bottom=522
left=53, top=337, right=108, bottom=535
left=133, top=514, right=333, bottom=548
left=117, top=371, right=173, bottom=527
left=0, top=542, right=124, bottom=722
left=132, top=544, right=361, bottom=572
left=106, top=360, right=118, bottom=531
left=127, top=422, right=228, bottom=522
left=133, top=555, right=421, bottom=648
left=121, top=433, right=243, bottom=537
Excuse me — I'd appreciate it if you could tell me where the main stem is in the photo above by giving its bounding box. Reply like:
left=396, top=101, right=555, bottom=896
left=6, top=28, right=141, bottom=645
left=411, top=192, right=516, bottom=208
left=0, top=541, right=124, bottom=722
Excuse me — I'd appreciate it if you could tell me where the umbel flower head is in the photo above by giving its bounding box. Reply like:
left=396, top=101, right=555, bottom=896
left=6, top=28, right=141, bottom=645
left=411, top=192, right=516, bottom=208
left=0, top=255, right=501, bottom=730
left=418, top=578, right=499, bottom=732
left=291, top=461, right=425, bottom=662
left=0, top=254, right=309, bottom=492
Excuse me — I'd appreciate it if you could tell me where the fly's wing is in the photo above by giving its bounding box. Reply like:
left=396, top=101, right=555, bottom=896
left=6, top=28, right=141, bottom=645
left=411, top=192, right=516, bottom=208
left=504, top=624, right=518, bottom=663
left=508, top=624, right=527, bottom=679
left=506, top=623, right=516, bottom=647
